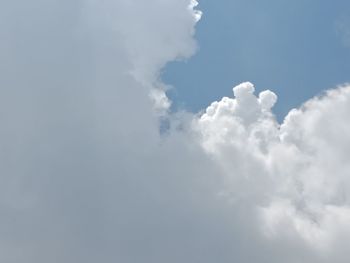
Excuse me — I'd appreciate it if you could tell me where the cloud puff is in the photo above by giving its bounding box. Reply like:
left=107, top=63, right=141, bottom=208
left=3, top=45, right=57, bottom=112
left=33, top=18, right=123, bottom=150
left=197, top=82, right=350, bottom=262
left=1, top=0, right=350, bottom=262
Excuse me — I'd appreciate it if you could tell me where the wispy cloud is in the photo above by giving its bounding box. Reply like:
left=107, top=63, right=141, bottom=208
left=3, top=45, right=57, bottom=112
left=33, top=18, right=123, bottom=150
left=335, top=15, right=350, bottom=47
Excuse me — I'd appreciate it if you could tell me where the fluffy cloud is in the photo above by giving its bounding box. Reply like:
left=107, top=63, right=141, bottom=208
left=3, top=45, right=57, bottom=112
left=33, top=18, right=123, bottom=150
left=196, top=82, right=350, bottom=262
left=1, top=0, right=350, bottom=262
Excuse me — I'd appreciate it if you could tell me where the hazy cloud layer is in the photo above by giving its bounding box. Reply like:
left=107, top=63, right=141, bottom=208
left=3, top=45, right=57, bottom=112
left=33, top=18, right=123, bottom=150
left=1, top=1, right=350, bottom=262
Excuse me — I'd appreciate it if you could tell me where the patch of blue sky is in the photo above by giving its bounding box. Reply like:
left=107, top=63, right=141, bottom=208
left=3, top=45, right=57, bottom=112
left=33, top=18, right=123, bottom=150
left=162, top=0, right=350, bottom=121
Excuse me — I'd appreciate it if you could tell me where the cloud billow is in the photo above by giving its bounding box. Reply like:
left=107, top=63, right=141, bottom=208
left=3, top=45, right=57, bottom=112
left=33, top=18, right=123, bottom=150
left=0, top=0, right=350, bottom=262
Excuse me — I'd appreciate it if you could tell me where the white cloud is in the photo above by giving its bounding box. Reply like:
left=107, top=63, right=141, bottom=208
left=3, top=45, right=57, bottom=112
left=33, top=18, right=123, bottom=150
left=1, top=0, right=350, bottom=262
left=196, top=82, right=350, bottom=262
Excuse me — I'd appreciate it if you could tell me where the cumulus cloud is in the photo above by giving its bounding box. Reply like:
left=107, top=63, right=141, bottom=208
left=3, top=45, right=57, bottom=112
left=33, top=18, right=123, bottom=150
left=1, top=0, right=350, bottom=262
left=197, top=82, right=350, bottom=262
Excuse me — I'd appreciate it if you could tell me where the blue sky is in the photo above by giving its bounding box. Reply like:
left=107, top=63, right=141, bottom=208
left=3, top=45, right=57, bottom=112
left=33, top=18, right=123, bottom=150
left=163, top=0, right=350, bottom=120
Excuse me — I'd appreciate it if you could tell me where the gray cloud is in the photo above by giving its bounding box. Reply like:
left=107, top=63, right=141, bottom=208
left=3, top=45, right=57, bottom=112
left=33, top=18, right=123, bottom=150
left=0, top=0, right=203, bottom=261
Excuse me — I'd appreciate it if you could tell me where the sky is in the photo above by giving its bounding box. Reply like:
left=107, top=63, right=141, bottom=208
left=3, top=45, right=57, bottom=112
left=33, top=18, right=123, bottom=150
left=164, top=0, right=350, bottom=119
left=1, top=1, right=350, bottom=262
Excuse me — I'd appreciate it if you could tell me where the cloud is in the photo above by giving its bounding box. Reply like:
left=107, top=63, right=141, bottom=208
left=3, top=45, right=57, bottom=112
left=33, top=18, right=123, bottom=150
left=0, top=0, right=205, bottom=261
left=1, top=0, right=350, bottom=262
left=196, top=82, right=350, bottom=262
left=335, top=15, right=350, bottom=47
